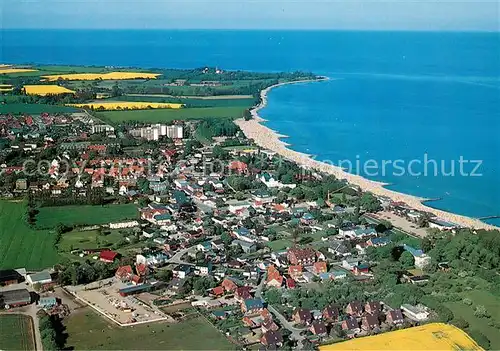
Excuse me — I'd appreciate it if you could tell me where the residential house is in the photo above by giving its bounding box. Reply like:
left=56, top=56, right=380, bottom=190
left=366, top=237, right=391, bottom=247
left=323, top=305, right=340, bottom=322
left=172, top=264, right=193, bottom=279
left=261, top=318, right=279, bottom=333
left=232, top=240, right=256, bottom=253
left=353, top=263, right=370, bottom=276
left=211, top=286, right=225, bottom=297
left=136, top=252, right=169, bottom=267
left=365, top=301, right=382, bottom=315
left=403, top=244, right=431, bottom=268
left=241, top=298, right=264, bottom=314
left=99, top=250, right=119, bottom=263
left=228, top=161, right=248, bottom=174
left=293, top=308, right=312, bottom=325
left=386, top=309, right=405, bottom=325
left=260, top=330, right=283, bottom=348
left=195, top=263, right=213, bottom=276
left=327, top=240, right=351, bottom=257
left=288, top=265, right=303, bottom=281
left=235, top=286, right=253, bottom=302
left=221, top=278, right=238, bottom=292
left=341, top=317, right=360, bottom=333
left=313, top=261, right=328, bottom=275
left=115, top=265, right=134, bottom=281
left=346, top=301, right=364, bottom=317
left=310, top=321, right=328, bottom=336
left=266, top=266, right=283, bottom=288
left=287, top=247, right=316, bottom=266
left=331, top=270, right=348, bottom=280
left=361, top=314, right=380, bottom=331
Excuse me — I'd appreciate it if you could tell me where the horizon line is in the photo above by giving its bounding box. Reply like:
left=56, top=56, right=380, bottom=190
left=2, top=28, right=499, bottom=33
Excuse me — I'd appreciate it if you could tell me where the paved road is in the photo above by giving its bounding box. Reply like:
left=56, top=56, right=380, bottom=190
left=254, top=275, right=305, bottom=341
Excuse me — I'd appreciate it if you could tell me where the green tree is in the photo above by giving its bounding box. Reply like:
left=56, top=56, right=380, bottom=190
left=399, top=251, right=415, bottom=268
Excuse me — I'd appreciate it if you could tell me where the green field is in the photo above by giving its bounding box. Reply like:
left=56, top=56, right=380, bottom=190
left=97, top=106, right=247, bottom=123
left=64, top=308, right=233, bottom=350
left=445, top=290, right=500, bottom=349
left=0, top=103, right=79, bottom=114
left=58, top=229, right=124, bottom=252
left=0, top=200, right=59, bottom=270
left=0, top=314, right=36, bottom=351
left=36, top=204, right=138, bottom=229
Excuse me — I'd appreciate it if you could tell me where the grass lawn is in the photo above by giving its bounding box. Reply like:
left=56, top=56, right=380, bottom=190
left=58, top=229, right=124, bottom=252
left=36, top=204, right=138, bottom=229
left=0, top=103, right=79, bottom=114
left=0, top=314, right=36, bottom=351
left=0, top=200, right=59, bottom=270
left=445, top=290, right=500, bottom=349
left=97, top=106, right=246, bottom=123
left=64, top=308, right=233, bottom=350
left=113, top=95, right=256, bottom=108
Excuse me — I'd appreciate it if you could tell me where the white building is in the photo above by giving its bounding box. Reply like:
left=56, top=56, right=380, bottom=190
left=109, top=220, right=139, bottom=229
left=27, top=271, right=52, bottom=285
left=401, top=304, right=429, bottom=321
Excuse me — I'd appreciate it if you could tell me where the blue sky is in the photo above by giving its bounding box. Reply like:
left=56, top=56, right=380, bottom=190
left=2, top=0, right=499, bottom=31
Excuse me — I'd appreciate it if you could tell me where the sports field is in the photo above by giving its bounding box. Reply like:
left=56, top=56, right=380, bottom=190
left=36, top=204, right=138, bottom=229
left=98, top=106, right=247, bottom=123
left=0, top=200, right=59, bottom=270
left=64, top=308, right=233, bottom=350
left=0, top=315, right=36, bottom=351
left=320, top=323, right=482, bottom=351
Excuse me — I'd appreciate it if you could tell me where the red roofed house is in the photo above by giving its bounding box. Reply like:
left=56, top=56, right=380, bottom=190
left=313, top=261, right=328, bottom=275
left=310, top=320, right=328, bottom=336
left=115, top=265, right=133, bottom=281
left=228, top=161, right=248, bottom=174
left=221, top=278, right=238, bottom=292
left=211, top=286, right=225, bottom=296
left=100, top=250, right=119, bottom=263
left=287, top=247, right=316, bottom=266
left=235, top=286, right=253, bottom=302
left=288, top=265, right=303, bottom=280
left=286, top=277, right=296, bottom=289
left=266, top=266, right=283, bottom=288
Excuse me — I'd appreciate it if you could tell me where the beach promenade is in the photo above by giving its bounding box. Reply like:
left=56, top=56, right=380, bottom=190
left=235, top=78, right=496, bottom=230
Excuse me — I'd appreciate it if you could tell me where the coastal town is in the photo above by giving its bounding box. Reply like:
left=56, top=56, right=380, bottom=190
left=0, top=64, right=498, bottom=351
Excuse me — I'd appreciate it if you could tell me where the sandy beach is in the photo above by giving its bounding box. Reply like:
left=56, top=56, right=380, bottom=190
left=235, top=77, right=497, bottom=230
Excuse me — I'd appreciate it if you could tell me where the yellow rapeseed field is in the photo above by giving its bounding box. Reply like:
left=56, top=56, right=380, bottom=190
left=0, top=68, right=38, bottom=74
left=24, top=85, right=76, bottom=96
left=41, top=72, right=161, bottom=81
left=69, top=102, right=184, bottom=110
left=319, top=323, right=483, bottom=351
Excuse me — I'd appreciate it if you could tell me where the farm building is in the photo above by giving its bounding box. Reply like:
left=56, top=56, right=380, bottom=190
left=0, top=289, right=32, bottom=308
left=99, top=250, right=119, bottom=263
left=0, top=269, right=24, bottom=286
left=38, top=297, right=57, bottom=309
left=27, top=271, right=52, bottom=285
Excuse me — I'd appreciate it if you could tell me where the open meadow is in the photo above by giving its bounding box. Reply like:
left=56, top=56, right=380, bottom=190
left=0, top=103, right=78, bottom=114
left=98, top=106, right=247, bottom=123
left=0, top=200, right=59, bottom=270
left=36, top=204, right=138, bottom=229
left=64, top=308, right=233, bottom=350
left=445, top=289, right=500, bottom=349
left=319, top=323, right=482, bottom=351
left=0, top=315, right=36, bottom=351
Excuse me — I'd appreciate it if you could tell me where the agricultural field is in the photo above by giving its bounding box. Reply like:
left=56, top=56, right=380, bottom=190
left=319, top=323, right=482, bottom=351
left=64, top=308, right=233, bottom=350
left=23, top=85, right=76, bottom=96
left=0, top=68, right=38, bottom=75
left=36, top=204, right=138, bottom=229
left=0, top=200, right=59, bottom=270
left=445, top=289, right=500, bottom=349
left=0, top=103, right=78, bottom=114
left=70, top=101, right=184, bottom=110
left=0, top=315, right=36, bottom=351
left=42, top=71, right=161, bottom=81
left=115, top=94, right=257, bottom=108
left=98, top=106, right=247, bottom=123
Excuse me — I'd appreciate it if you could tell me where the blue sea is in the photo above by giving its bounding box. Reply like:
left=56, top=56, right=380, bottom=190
left=2, top=30, right=499, bottom=226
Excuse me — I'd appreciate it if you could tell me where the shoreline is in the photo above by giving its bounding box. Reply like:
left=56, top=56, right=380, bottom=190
left=235, top=77, right=497, bottom=230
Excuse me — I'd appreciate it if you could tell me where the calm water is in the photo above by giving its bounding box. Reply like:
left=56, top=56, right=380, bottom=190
left=2, top=30, right=499, bottom=225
